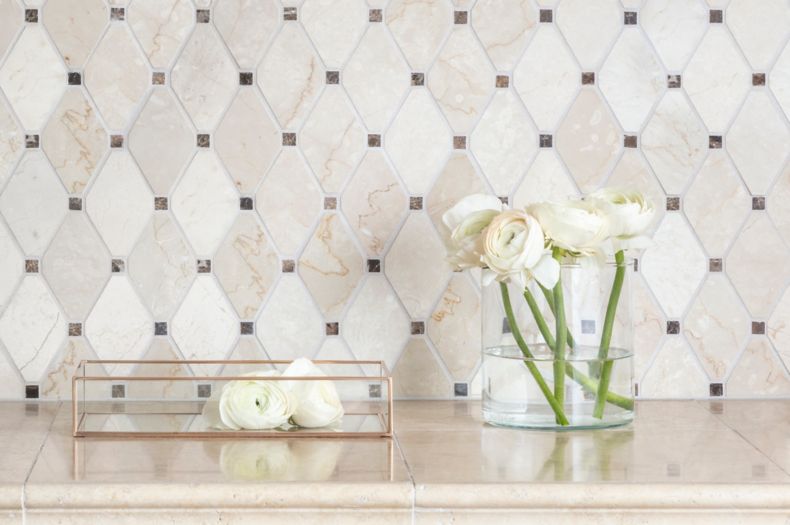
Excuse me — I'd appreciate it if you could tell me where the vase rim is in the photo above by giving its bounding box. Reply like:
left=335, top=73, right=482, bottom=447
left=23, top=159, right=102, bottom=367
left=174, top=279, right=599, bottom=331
left=484, top=344, right=633, bottom=362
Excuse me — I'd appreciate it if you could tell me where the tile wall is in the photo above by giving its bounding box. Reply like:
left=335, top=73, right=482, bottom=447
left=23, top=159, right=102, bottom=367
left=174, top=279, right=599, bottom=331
left=0, top=0, right=788, bottom=400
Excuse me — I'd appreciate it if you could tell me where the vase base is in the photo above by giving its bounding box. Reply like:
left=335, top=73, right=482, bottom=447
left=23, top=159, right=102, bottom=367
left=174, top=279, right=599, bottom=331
left=482, top=404, right=633, bottom=431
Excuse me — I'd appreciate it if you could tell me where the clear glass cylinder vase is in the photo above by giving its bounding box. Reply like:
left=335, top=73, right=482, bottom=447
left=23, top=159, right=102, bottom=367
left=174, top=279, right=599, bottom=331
left=481, top=260, right=635, bottom=430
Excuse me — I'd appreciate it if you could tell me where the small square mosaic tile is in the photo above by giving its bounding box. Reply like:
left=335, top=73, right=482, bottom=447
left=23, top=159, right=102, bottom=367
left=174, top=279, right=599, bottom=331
left=282, top=132, right=296, bottom=146
left=581, top=72, right=595, bottom=85
left=68, top=323, right=82, bottom=337
left=152, top=72, right=166, bottom=85
left=453, top=136, right=466, bottom=149
left=25, top=260, right=39, bottom=273
left=411, top=72, right=424, bottom=86
left=197, top=134, right=210, bottom=148
left=240, top=197, right=253, bottom=210
left=624, top=11, right=637, bottom=25
left=154, top=197, right=168, bottom=210
left=196, top=9, right=210, bottom=23
left=666, top=320, right=680, bottom=334
left=624, top=135, right=637, bottom=148
left=197, top=259, right=211, bottom=273
left=667, top=74, right=681, bottom=88
left=68, top=72, right=81, bottom=85
left=110, top=135, right=123, bottom=148
left=709, top=135, right=722, bottom=149
left=155, top=322, right=168, bottom=336
left=284, top=7, right=297, bottom=21
left=709, top=258, right=723, bottom=272
left=111, top=259, right=125, bottom=273
left=752, top=321, right=765, bottom=335
left=752, top=73, right=766, bottom=86
left=68, top=197, right=82, bottom=211
left=325, top=322, right=339, bottom=336
left=367, top=134, right=381, bottom=147
left=666, top=197, right=680, bottom=211
left=240, top=321, right=254, bottom=335
left=25, top=385, right=39, bottom=399
left=411, top=321, right=425, bottom=335
left=539, top=9, right=552, bottom=23
left=539, top=134, right=552, bottom=148
left=25, top=9, right=37, bottom=23
left=752, top=196, right=765, bottom=210
left=281, top=259, right=295, bottom=273
left=454, top=383, right=469, bottom=397
left=239, top=72, right=253, bottom=85
left=709, top=383, right=724, bottom=397
left=454, top=11, right=468, bottom=24
left=367, top=259, right=381, bottom=272
left=25, top=135, right=39, bottom=148
left=326, top=71, right=339, bottom=85
left=197, top=384, right=212, bottom=398
left=324, top=196, right=337, bottom=210
left=369, top=9, right=382, bottom=22
left=409, top=196, right=423, bottom=210
left=111, top=7, right=125, bottom=21
left=495, top=75, right=509, bottom=88
left=710, top=10, right=723, bottom=23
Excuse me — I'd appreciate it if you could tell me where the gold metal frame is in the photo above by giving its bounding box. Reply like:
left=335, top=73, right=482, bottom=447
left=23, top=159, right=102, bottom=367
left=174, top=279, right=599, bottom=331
left=72, top=359, right=394, bottom=439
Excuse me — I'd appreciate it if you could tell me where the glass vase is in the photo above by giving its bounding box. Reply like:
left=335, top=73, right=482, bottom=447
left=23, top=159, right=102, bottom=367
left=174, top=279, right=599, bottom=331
left=481, top=260, right=635, bottom=430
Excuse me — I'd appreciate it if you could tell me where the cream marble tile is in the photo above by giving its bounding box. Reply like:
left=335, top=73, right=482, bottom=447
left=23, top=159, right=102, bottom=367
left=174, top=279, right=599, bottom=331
left=171, top=277, right=238, bottom=369
left=0, top=151, right=67, bottom=256
left=43, top=0, right=106, bottom=68
left=0, top=276, right=66, bottom=382
left=172, top=24, right=237, bottom=130
left=683, top=26, right=751, bottom=131
left=128, top=0, right=194, bottom=68
left=84, top=25, right=148, bottom=130
left=727, top=91, right=790, bottom=195
left=393, top=338, right=450, bottom=399
left=556, top=90, right=621, bottom=193
left=225, top=336, right=270, bottom=367
left=0, top=26, right=67, bottom=130
left=42, top=213, right=111, bottom=319
left=555, top=0, right=621, bottom=69
left=0, top=345, right=24, bottom=400
left=129, top=340, right=194, bottom=400
left=728, top=338, right=790, bottom=397
left=302, top=0, right=368, bottom=67
left=641, top=214, right=707, bottom=318
left=641, top=91, right=708, bottom=194
left=386, top=0, right=451, bottom=71
left=640, top=337, right=709, bottom=398
left=606, top=150, right=665, bottom=229
left=215, top=89, right=281, bottom=194
left=257, top=23, right=323, bottom=130
left=343, top=275, right=410, bottom=368
left=0, top=94, right=23, bottom=191
left=684, top=151, right=750, bottom=256
left=513, top=25, right=580, bottom=131
left=214, top=0, right=279, bottom=69
left=172, top=151, right=239, bottom=257
left=128, top=214, right=196, bottom=320
left=769, top=287, right=790, bottom=369
left=385, top=213, right=451, bottom=318
left=640, top=0, right=708, bottom=70
left=345, top=25, right=410, bottom=131
left=632, top=274, right=665, bottom=381
left=0, top=0, right=22, bottom=60
left=299, top=213, right=364, bottom=317
left=727, top=214, right=790, bottom=318
left=301, top=87, right=366, bottom=193
left=470, top=90, right=537, bottom=196
left=512, top=151, right=578, bottom=208
left=0, top=402, right=60, bottom=482
left=472, top=0, right=536, bottom=71
left=427, top=273, right=480, bottom=381
left=598, top=29, right=665, bottom=131
left=40, top=338, right=101, bottom=399
left=214, top=213, right=279, bottom=319
left=129, top=89, right=195, bottom=195
left=256, top=275, right=325, bottom=360
left=727, top=0, right=790, bottom=70
left=86, top=151, right=153, bottom=255
left=341, top=151, right=407, bottom=256
left=427, top=153, right=488, bottom=236
left=42, top=89, right=108, bottom=195
left=773, top=41, right=790, bottom=120
left=385, top=89, right=452, bottom=195
left=428, top=27, right=495, bottom=133
left=0, top=217, right=23, bottom=312
left=256, top=149, right=322, bottom=256
left=768, top=164, right=790, bottom=245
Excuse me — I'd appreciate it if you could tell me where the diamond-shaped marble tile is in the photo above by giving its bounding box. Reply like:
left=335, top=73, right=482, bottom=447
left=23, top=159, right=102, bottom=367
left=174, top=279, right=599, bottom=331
left=768, top=286, right=790, bottom=356
left=607, top=150, right=665, bottom=230
left=213, top=0, right=279, bottom=69
left=257, top=23, right=323, bottom=130
left=0, top=276, right=66, bottom=381
left=129, top=340, right=194, bottom=400
left=0, top=217, right=23, bottom=311
left=86, top=151, right=153, bottom=255
left=214, top=214, right=279, bottom=319
left=342, top=151, right=407, bottom=256
left=727, top=91, right=790, bottom=195
left=0, top=345, right=23, bottom=399
left=0, top=93, right=23, bottom=192
left=345, top=24, right=410, bottom=131
left=44, top=0, right=107, bottom=68
left=302, top=0, right=367, bottom=67
left=773, top=42, right=790, bottom=120
left=472, top=0, right=537, bottom=71
left=0, top=0, right=23, bottom=60
left=256, top=276, right=325, bottom=360
left=471, top=90, right=537, bottom=195
left=631, top=274, right=665, bottom=381
left=428, top=27, right=495, bottom=133
left=0, top=26, right=67, bottom=130
left=172, top=24, right=237, bottom=130
left=255, top=149, right=322, bottom=256
left=386, top=213, right=451, bottom=317
left=299, top=213, right=364, bottom=317
left=769, top=164, right=790, bottom=246
left=556, top=90, right=621, bottom=192
left=427, top=153, right=488, bottom=235
left=301, top=87, right=366, bottom=193
left=171, top=277, right=238, bottom=369
left=512, top=150, right=578, bottom=208
left=42, top=213, right=111, bottom=319
left=684, top=26, right=751, bottom=132
left=0, top=152, right=67, bottom=255
left=513, top=25, right=580, bottom=131
left=128, top=0, right=194, bottom=68
left=599, top=30, right=665, bottom=131
left=393, top=338, right=451, bottom=398
left=128, top=214, right=196, bottom=320
left=385, top=89, right=452, bottom=194
left=641, top=91, right=708, bottom=194
left=728, top=338, right=790, bottom=397
left=215, top=89, right=281, bottom=194
left=556, top=0, right=621, bottom=69
left=171, top=151, right=239, bottom=256
left=42, top=90, right=108, bottom=194
left=129, top=90, right=195, bottom=195
left=640, top=0, right=708, bottom=70
left=427, top=273, right=480, bottom=381
left=684, top=151, right=750, bottom=256
left=640, top=337, right=709, bottom=397
left=727, top=0, right=790, bottom=70
left=84, top=25, right=148, bottom=130
left=40, top=338, right=102, bottom=399
left=684, top=274, right=750, bottom=380
left=343, top=275, right=410, bottom=369
left=727, top=214, right=790, bottom=318
left=642, top=214, right=707, bottom=318
left=386, top=0, right=451, bottom=70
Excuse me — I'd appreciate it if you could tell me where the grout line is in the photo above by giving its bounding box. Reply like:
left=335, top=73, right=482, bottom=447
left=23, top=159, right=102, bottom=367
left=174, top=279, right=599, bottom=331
left=391, top=430, right=417, bottom=523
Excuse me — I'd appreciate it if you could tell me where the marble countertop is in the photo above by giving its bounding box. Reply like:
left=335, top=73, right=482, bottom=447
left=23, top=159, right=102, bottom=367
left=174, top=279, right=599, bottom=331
left=2, top=400, right=788, bottom=524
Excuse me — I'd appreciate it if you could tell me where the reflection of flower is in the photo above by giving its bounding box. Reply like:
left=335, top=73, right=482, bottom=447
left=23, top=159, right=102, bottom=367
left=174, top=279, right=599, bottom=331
left=219, top=440, right=343, bottom=481
left=282, top=358, right=344, bottom=428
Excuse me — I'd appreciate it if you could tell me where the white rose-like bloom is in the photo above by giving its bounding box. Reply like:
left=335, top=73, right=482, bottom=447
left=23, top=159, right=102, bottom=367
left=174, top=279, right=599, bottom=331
left=529, top=199, right=609, bottom=260
left=589, top=188, right=655, bottom=251
left=282, top=358, right=344, bottom=428
left=441, top=194, right=504, bottom=269
left=218, top=371, right=296, bottom=430
left=480, top=209, right=559, bottom=289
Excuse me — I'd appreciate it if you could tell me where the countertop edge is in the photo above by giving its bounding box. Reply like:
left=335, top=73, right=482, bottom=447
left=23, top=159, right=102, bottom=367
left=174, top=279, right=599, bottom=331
left=0, top=484, right=21, bottom=510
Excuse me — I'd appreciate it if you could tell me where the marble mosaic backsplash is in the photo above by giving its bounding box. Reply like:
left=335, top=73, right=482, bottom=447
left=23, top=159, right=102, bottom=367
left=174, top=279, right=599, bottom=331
left=0, top=0, right=788, bottom=401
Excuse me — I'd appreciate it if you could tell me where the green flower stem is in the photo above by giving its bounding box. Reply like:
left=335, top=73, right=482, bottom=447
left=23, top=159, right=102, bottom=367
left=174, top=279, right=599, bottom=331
left=499, top=283, right=569, bottom=426
left=538, top=285, right=577, bottom=350
left=593, top=250, right=627, bottom=419
left=551, top=249, right=567, bottom=421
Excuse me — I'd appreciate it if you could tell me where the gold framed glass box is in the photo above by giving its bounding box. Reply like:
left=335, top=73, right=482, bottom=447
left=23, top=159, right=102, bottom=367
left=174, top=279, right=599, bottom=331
left=72, top=360, right=393, bottom=438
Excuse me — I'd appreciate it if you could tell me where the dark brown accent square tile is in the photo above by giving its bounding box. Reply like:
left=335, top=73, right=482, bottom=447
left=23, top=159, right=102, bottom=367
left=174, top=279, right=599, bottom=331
left=709, top=135, right=722, bottom=149
left=634, top=383, right=639, bottom=397
left=667, top=74, right=681, bottom=88
left=411, top=72, right=424, bottom=86
left=325, top=322, right=339, bottom=336
left=709, top=258, right=722, bottom=272
left=624, top=135, right=637, bottom=148
left=666, top=320, right=680, bottom=334
left=197, top=384, right=212, bottom=398
left=581, top=72, right=595, bottom=85
left=197, top=259, right=211, bottom=273
left=710, top=9, right=722, bottom=23
left=326, top=70, right=339, bottom=84
left=68, top=197, right=82, bottom=210
left=752, top=321, right=765, bottom=335
left=453, top=136, right=466, bottom=149
left=539, top=9, right=552, bottom=23
left=282, top=259, right=295, bottom=272
left=752, top=73, right=766, bottom=86
left=197, top=134, right=210, bottom=148
left=495, top=75, right=509, bottom=88
left=25, top=384, right=38, bottom=399
left=25, top=9, right=37, bottom=23
left=155, top=322, right=168, bottom=336
left=68, top=323, right=82, bottom=337
left=498, top=196, right=508, bottom=205
left=454, top=11, right=468, bottom=24
left=324, top=196, right=337, bottom=210
left=411, top=321, right=425, bottom=335
left=111, top=7, right=125, bottom=20
left=367, top=259, right=381, bottom=272
left=624, top=11, right=637, bottom=24
left=454, top=382, right=468, bottom=396
left=284, top=7, right=297, bottom=21
left=502, top=317, right=512, bottom=334
left=240, top=321, right=254, bottom=335
left=25, top=134, right=39, bottom=148
left=239, top=72, right=253, bottom=85
left=240, top=196, right=253, bottom=210
left=152, top=72, right=166, bottom=85
left=666, top=196, right=680, bottom=211
left=111, top=259, right=125, bottom=273
left=410, top=196, right=423, bottom=210
left=111, top=384, right=126, bottom=398
left=367, top=134, right=381, bottom=147
left=709, top=383, right=723, bottom=397
left=68, top=72, right=81, bottom=85
left=154, top=196, right=168, bottom=210
left=633, top=258, right=639, bottom=272
left=110, top=135, right=124, bottom=148
left=752, top=196, right=765, bottom=210
left=539, top=134, right=552, bottom=148
left=25, top=260, right=38, bottom=273
left=196, top=9, right=210, bottom=23
left=282, top=132, right=296, bottom=146
left=369, top=8, right=382, bottom=22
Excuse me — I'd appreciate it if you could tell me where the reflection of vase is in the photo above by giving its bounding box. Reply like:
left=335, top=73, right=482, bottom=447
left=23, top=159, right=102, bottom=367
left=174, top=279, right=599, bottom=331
left=218, top=440, right=343, bottom=481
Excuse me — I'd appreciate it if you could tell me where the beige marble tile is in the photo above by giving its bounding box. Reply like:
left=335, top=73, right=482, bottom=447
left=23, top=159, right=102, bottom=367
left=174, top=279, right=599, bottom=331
left=302, top=0, right=368, bottom=67
left=640, top=337, right=709, bottom=398
left=555, top=0, right=621, bottom=69
left=426, top=153, right=488, bottom=236
left=0, top=0, right=22, bottom=61
left=472, top=0, right=536, bottom=71
left=40, top=338, right=100, bottom=400
left=214, top=0, right=279, bottom=69
left=386, top=0, right=451, bottom=71
left=640, top=0, right=707, bottom=71
left=727, top=0, right=790, bottom=70
left=128, top=0, right=194, bottom=68
left=393, top=338, right=450, bottom=399
left=43, top=0, right=106, bottom=68
left=774, top=42, right=790, bottom=120
left=0, top=94, right=22, bottom=191
left=129, top=340, right=194, bottom=400
left=728, top=338, right=790, bottom=397
left=631, top=274, right=665, bottom=382
left=512, top=151, right=578, bottom=208
left=768, top=164, right=790, bottom=245
left=0, top=217, right=23, bottom=312
left=605, top=150, right=665, bottom=229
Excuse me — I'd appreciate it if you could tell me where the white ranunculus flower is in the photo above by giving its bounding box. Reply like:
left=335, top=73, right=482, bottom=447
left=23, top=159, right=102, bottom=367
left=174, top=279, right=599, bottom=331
left=442, top=194, right=504, bottom=269
left=529, top=199, right=609, bottom=260
left=218, top=371, right=296, bottom=430
left=282, top=358, right=344, bottom=428
left=589, top=188, right=655, bottom=251
left=480, top=209, right=559, bottom=289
